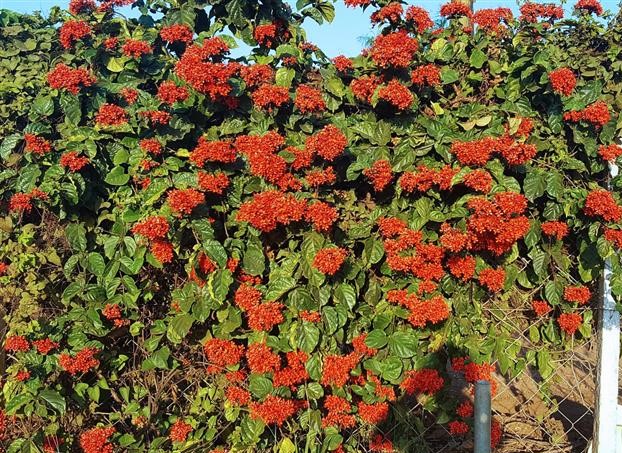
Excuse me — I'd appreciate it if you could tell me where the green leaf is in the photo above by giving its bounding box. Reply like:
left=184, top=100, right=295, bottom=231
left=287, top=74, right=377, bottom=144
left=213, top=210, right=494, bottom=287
left=441, top=68, right=460, bottom=84
left=278, top=438, right=297, bottom=453
left=333, top=283, right=356, bottom=309
left=167, top=314, right=194, bottom=344
left=523, top=171, right=546, bottom=201
left=87, top=252, right=106, bottom=277
left=365, top=330, right=388, bottom=349
left=388, top=331, right=418, bottom=358
left=243, top=239, right=265, bottom=276
left=65, top=223, right=87, bottom=252
left=265, top=276, right=296, bottom=301
left=469, top=48, right=487, bottom=69
left=105, top=166, right=130, bottom=186
left=380, top=356, right=403, bottom=381
left=0, top=133, right=22, bottom=159
left=202, top=239, right=228, bottom=267
left=60, top=93, right=82, bottom=125
left=32, top=95, right=54, bottom=116
left=106, top=56, right=127, bottom=73
left=275, top=67, right=296, bottom=87
left=297, top=322, right=320, bottom=353
left=39, top=389, right=66, bottom=414
left=249, top=375, right=273, bottom=398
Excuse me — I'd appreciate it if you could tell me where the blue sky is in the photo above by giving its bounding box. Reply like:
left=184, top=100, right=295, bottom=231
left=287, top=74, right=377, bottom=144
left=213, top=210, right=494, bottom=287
left=1, top=0, right=620, bottom=56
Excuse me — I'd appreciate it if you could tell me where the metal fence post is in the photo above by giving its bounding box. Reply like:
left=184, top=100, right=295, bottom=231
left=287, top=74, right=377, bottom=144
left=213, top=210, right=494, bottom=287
left=474, top=380, right=491, bottom=453
left=593, top=159, right=620, bottom=453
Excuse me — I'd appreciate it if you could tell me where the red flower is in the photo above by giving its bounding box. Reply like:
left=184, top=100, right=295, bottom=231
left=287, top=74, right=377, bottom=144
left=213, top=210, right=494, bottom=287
left=344, top=0, right=372, bottom=7
left=120, top=87, right=139, bottom=105
left=4, top=335, right=30, bottom=352
left=190, top=138, right=237, bottom=166
left=371, top=31, right=418, bottom=68
left=558, top=312, right=582, bottom=335
left=167, top=188, right=205, bottom=215
left=350, top=75, right=382, bottom=103
left=378, top=80, right=413, bottom=110
left=447, top=255, right=476, bottom=281
left=456, top=401, right=474, bottom=418
left=549, top=68, right=576, bottom=96
left=240, top=64, right=274, bottom=88
left=407, top=295, right=450, bottom=327
left=122, top=38, right=152, bottom=58
left=576, top=0, right=603, bottom=15
left=300, top=310, right=321, bottom=323
left=305, top=167, right=337, bottom=187
left=440, top=223, right=468, bottom=252
left=322, top=395, right=356, bottom=429
left=520, top=3, right=564, bottom=22
left=599, top=144, right=622, bottom=162
left=103, top=36, right=118, bottom=49
left=226, top=386, right=251, bottom=405
left=237, top=191, right=307, bottom=232
left=9, top=193, right=34, bottom=213
left=369, top=434, right=394, bottom=452
left=333, top=55, right=353, bottom=72
left=605, top=228, right=622, bottom=248
left=102, top=303, right=122, bottom=321
left=305, top=201, right=338, bottom=232
left=294, top=85, right=326, bottom=113
left=60, top=152, right=90, bottom=172
left=371, top=3, right=403, bottom=24
left=251, top=84, right=290, bottom=111
left=59, top=347, right=100, bottom=374
left=150, top=240, right=174, bottom=264
left=254, top=23, right=278, bottom=47
left=139, top=110, right=171, bottom=125
left=160, top=24, right=193, bottom=44
left=377, top=217, right=407, bottom=238
left=463, top=169, right=493, bottom=193
left=47, top=63, right=96, bottom=94
left=411, top=64, right=441, bottom=87
left=197, top=171, right=230, bottom=194
left=313, top=247, right=347, bottom=275
left=132, top=216, right=169, bottom=240
left=16, top=369, right=30, bottom=381
left=564, top=101, right=610, bottom=128
left=406, top=6, right=434, bottom=33
left=479, top=268, right=506, bottom=292
left=157, top=81, right=189, bottom=105
left=564, top=286, right=591, bottom=305
left=306, top=125, right=347, bottom=162
left=449, top=420, right=470, bottom=435
left=246, top=302, right=284, bottom=332
left=364, top=160, right=393, bottom=191
left=139, top=138, right=162, bottom=156
left=440, top=1, right=473, bottom=18
left=532, top=300, right=552, bottom=316
left=249, top=396, right=299, bottom=426
left=321, top=353, right=359, bottom=387
left=95, top=103, right=128, bottom=126
left=584, top=189, right=622, bottom=222
left=541, top=221, right=569, bottom=240
left=473, top=8, right=514, bottom=33
left=33, top=338, right=59, bottom=354
left=450, top=137, right=497, bottom=166
left=59, top=20, right=91, bottom=48
left=79, top=427, right=115, bottom=453
left=352, top=333, right=378, bottom=357
left=169, top=419, right=192, bottom=443
left=24, top=134, right=52, bottom=155
left=69, top=0, right=96, bottom=14
left=358, top=401, right=389, bottom=425
left=203, top=338, right=244, bottom=371
left=247, top=342, right=281, bottom=374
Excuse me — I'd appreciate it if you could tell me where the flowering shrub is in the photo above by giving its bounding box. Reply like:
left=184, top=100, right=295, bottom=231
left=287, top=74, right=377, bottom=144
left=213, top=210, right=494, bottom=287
left=1, top=0, right=622, bottom=452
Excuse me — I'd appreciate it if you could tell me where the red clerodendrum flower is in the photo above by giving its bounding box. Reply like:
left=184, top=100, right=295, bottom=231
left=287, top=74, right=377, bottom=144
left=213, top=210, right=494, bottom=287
left=139, top=110, right=171, bottom=125
left=564, top=101, right=611, bottom=128
left=371, top=3, right=403, bottom=24
left=558, top=313, right=582, bottom=335
left=69, top=0, right=96, bottom=15
left=241, top=66, right=274, bottom=91
left=167, top=188, right=204, bottom=215
left=0, top=262, right=7, bottom=276
left=253, top=23, right=278, bottom=47
left=306, top=124, right=347, bottom=162
left=305, top=201, right=338, bottom=232
left=321, top=353, right=359, bottom=387
left=371, top=31, right=418, bottom=68
left=411, top=64, right=441, bottom=87
left=160, top=24, right=193, bottom=44
left=79, top=427, right=115, bottom=453
left=251, top=84, right=290, bottom=111
left=150, top=240, right=174, bottom=264
left=440, top=1, right=473, bottom=18
left=190, top=138, right=237, bottom=166
left=447, top=255, right=476, bottom=281
left=400, top=368, right=445, bottom=395
left=333, top=55, right=353, bottom=72
left=532, top=300, right=552, bottom=316
left=300, top=310, right=321, bottom=323
left=576, top=0, right=603, bottom=15
left=247, top=342, right=281, bottom=374
left=59, top=347, right=100, bottom=374
left=249, top=396, right=299, bottom=426
left=378, top=80, right=413, bottom=110
left=352, top=333, right=378, bottom=357
left=463, top=169, right=493, bottom=193
left=122, top=38, right=152, bottom=58
left=478, top=268, right=506, bottom=292
left=103, top=303, right=123, bottom=323
left=24, top=134, right=52, bottom=155
left=358, top=402, right=389, bottom=425
left=132, top=216, right=169, bottom=240
left=456, top=401, right=474, bottom=418
left=203, top=338, right=244, bottom=372
left=247, top=302, right=284, bottom=332
left=564, top=286, right=591, bottom=305
left=197, top=171, right=230, bottom=195
left=237, top=191, right=306, bottom=232
left=584, top=189, right=622, bottom=222
left=234, top=284, right=262, bottom=311
left=226, top=385, right=251, bottom=405
left=294, top=85, right=326, bottom=113
left=47, top=63, right=96, bottom=94
left=520, top=2, right=564, bottom=22
left=313, top=247, right=347, bottom=275
left=5, top=335, right=30, bottom=352
left=406, top=295, right=450, bottom=327
left=369, top=434, right=394, bottom=452
left=473, top=8, right=514, bottom=33
left=350, top=75, right=382, bottom=103
left=59, top=20, right=91, bottom=48
left=157, top=81, right=189, bottom=105
left=322, top=395, right=356, bottom=429
left=344, top=0, right=372, bottom=7
left=406, top=6, right=434, bottom=33
left=605, top=228, right=622, bottom=248
left=549, top=68, right=576, bottom=96
left=140, top=138, right=162, bottom=156
left=33, top=338, right=59, bottom=354
left=364, top=160, right=393, bottom=191
left=120, top=87, right=138, bottom=105
left=60, top=152, right=90, bottom=172
left=95, top=103, right=128, bottom=126
left=103, top=36, right=118, bottom=49
left=541, top=221, right=569, bottom=240
left=273, top=351, right=309, bottom=387
left=599, top=144, right=622, bottom=162
left=169, top=419, right=192, bottom=443
left=449, top=420, right=470, bottom=435
left=377, top=217, right=407, bottom=238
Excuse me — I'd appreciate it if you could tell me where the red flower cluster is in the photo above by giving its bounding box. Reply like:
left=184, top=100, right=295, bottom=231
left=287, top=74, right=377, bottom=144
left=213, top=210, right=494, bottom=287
left=400, top=368, right=444, bottom=395
left=9, top=189, right=47, bottom=213
left=300, top=310, right=321, bottom=323
left=15, top=368, right=30, bottom=381
left=140, top=138, right=162, bottom=156
left=321, top=353, right=359, bottom=386
left=369, top=434, right=394, bottom=452
left=598, top=144, right=622, bottom=162
left=157, top=81, right=189, bottom=105
left=387, top=290, right=450, bottom=327
left=358, top=402, right=389, bottom=425
left=451, top=135, right=536, bottom=167
left=120, top=87, right=138, bottom=104
left=478, top=268, right=506, bottom=292
left=333, top=55, right=353, bottom=73
left=47, top=63, right=96, bottom=94
left=473, top=8, right=514, bottom=33
left=273, top=351, right=309, bottom=387
left=167, top=188, right=205, bottom=215
left=237, top=191, right=306, bottom=232
left=69, top=0, right=96, bottom=14
left=463, top=169, right=493, bottom=193
left=169, top=419, right=192, bottom=442
left=447, top=255, right=476, bottom=281
left=249, top=396, right=300, bottom=426
left=549, top=68, right=576, bottom=96
left=576, top=0, right=603, bottom=15
left=371, top=3, right=403, bottom=24
left=59, top=20, right=91, bottom=48
left=79, top=427, right=115, bottom=453
left=139, top=110, right=171, bottom=125
left=564, top=286, right=591, bottom=305
left=378, top=80, right=413, bottom=110
left=564, top=100, right=611, bottom=128
left=60, top=152, right=90, bottom=172
left=605, top=228, right=622, bottom=248
left=24, top=133, right=52, bottom=155
left=466, top=192, right=530, bottom=255
left=449, top=420, right=469, bottom=435
left=406, top=6, right=434, bottom=33
left=440, top=1, right=473, bottom=18
left=5, top=335, right=30, bottom=352
left=584, top=189, right=622, bottom=222
left=160, top=24, right=193, bottom=44
left=306, top=125, right=348, bottom=162
left=411, top=64, right=441, bottom=87
left=364, top=160, right=393, bottom=191
left=558, top=313, right=582, bottom=335
left=251, top=84, right=290, bottom=111
left=344, top=0, right=371, bottom=7
left=371, top=31, right=418, bottom=68
left=198, top=171, right=230, bottom=194
left=305, top=201, right=338, bottom=232
left=399, top=165, right=457, bottom=193
left=226, top=385, right=251, bottom=405
left=253, top=23, right=278, bottom=47
left=313, top=247, right=347, bottom=275
left=59, top=347, right=100, bottom=374
left=103, top=36, right=118, bottom=49
left=95, top=103, right=128, bottom=126
left=247, top=302, right=284, bottom=332
left=519, top=2, right=564, bottom=22
left=456, top=401, right=474, bottom=418
left=122, top=39, right=152, bottom=58
left=323, top=395, right=355, bottom=428
left=240, top=64, right=274, bottom=88
left=203, top=338, right=244, bottom=372
left=132, top=216, right=169, bottom=240
left=33, top=338, right=59, bottom=354
left=541, top=221, right=568, bottom=240
left=190, top=138, right=236, bottom=166
left=350, top=75, right=382, bottom=103
left=294, top=85, right=326, bottom=113
left=151, top=240, right=174, bottom=264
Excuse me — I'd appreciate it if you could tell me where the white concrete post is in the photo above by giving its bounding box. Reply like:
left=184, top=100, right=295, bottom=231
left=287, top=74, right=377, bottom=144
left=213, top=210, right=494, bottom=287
left=593, top=159, right=620, bottom=453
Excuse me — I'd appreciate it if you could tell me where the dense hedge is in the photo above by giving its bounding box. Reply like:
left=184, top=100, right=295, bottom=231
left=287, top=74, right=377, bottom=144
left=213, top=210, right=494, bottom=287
left=2, top=0, right=622, bottom=452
